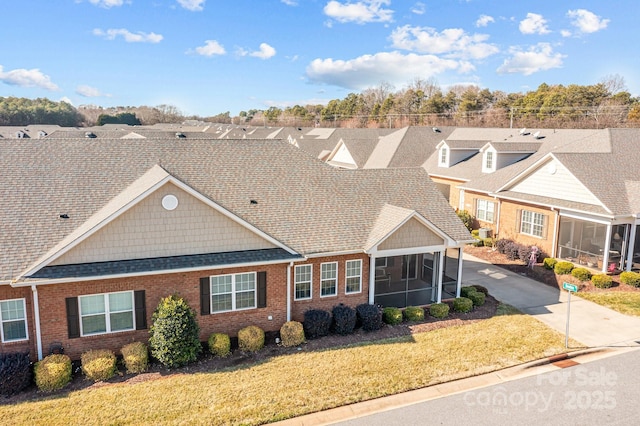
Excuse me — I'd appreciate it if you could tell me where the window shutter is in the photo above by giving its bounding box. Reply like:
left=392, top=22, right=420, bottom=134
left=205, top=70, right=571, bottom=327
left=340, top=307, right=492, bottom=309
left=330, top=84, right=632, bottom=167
left=542, top=214, right=549, bottom=239
left=257, top=271, right=267, bottom=308
left=65, top=297, right=80, bottom=339
left=200, top=277, right=211, bottom=315
left=515, top=209, right=522, bottom=233
left=134, top=290, right=147, bottom=330
left=473, top=198, right=478, bottom=217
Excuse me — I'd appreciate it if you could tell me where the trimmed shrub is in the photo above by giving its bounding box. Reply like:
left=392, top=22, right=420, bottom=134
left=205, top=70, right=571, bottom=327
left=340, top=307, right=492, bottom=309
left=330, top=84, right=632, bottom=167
left=280, top=321, right=305, bottom=347
left=238, top=325, right=265, bottom=353
left=571, top=267, right=592, bottom=282
left=121, top=342, right=148, bottom=373
left=81, top=349, right=117, bottom=382
left=482, top=238, right=494, bottom=247
left=460, top=286, right=477, bottom=298
left=517, top=245, right=536, bottom=264
left=207, top=333, right=231, bottom=358
left=554, top=261, right=574, bottom=275
left=356, top=303, right=383, bottom=332
left=471, top=229, right=480, bottom=237
left=504, top=241, right=520, bottom=261
left=457, top=210, right=474, bottom=232
left=467, top=291, right=486, bottom=306
left=471, top=285, right=489, bottom=295
left=429, top=303, right=450, bottom=319
left=453, top=297, right=474, bottom=313
left=0, top=352, right=31, bottom=396
left=34, top=354, right=72, bottom=392
left=473, top=238, right=484, bottom=247
left=543, top=258, right=557, bottom=270
left=332, top=304, right=357, bottom=335
left=620, top=271, right=640, bottom=288
left=382, top=307, right=403, bottom=325
left=403, top=306, right=425, bottom=322
left=592, top=274, right=613, bottom=289
left=149, top=294, right=201, bottom=368
left=495, top=238, right=512, bottom=254
left=303, top=309, right=332, bottom=339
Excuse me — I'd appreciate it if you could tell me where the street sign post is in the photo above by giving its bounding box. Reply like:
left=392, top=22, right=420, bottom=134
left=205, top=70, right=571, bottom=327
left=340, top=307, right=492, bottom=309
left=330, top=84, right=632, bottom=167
left=563, top=282, right=577, bottom=348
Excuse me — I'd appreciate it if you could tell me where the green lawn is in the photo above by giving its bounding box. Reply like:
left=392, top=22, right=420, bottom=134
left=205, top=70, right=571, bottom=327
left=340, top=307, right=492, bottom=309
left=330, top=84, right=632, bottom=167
left=578, top=291, right=640, bottom=316
left=0, top=309, right=574, bottom=426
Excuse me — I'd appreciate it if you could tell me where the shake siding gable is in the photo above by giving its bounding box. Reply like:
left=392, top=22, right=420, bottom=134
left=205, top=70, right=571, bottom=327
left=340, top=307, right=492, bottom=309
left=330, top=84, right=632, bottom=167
left=378, top=218, right=444, bottom=250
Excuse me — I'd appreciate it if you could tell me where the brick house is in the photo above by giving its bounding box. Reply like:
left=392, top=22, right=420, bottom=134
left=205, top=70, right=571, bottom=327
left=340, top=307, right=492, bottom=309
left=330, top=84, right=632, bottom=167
left=0, top=136, right=471, bottom=360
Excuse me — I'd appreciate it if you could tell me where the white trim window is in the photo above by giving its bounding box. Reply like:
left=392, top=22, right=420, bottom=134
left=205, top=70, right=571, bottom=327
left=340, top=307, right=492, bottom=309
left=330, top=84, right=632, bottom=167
left=439, top=146, right=448, bottom=166
left=0, top=298, right=28, bottom=342
left=521, top=210, right=545, bottom=238
left=210, top=272, right=256, bottom=313
left=320, top=262, right=338, bottom=297
left=345, top=259, right=362, bottom=294
left=294, top=264, right=312, bottom=300
left=476, top=199, right=495, bottom=223
left=485, top=151, right=494, bottom=170
left=79, top=291, right=134, bottom=336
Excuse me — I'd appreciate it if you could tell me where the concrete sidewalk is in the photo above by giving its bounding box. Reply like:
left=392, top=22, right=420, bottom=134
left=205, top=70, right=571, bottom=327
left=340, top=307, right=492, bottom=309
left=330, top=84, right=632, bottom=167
left=462, top=253, right=640, bottom=348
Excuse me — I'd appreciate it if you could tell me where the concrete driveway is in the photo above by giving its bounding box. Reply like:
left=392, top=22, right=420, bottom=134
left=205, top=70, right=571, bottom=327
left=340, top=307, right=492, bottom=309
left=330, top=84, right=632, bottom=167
left=462, top=253, right=640, bottom=348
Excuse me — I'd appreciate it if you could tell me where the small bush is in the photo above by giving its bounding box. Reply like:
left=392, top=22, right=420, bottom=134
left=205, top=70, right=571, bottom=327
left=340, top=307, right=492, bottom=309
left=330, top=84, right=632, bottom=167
left=356, top=303, right=383, bottom=332
left=467, top=291, right=486, bottom=306
left=453, top=297, right=474, bottom=313
left=303, top=309, right=332, bottom=339
left=207, top=333, right=231, bottom=358
left=592, top=274, right=613, bottom=289
left=332, top=304, right=357, bottom=335
left=382, top=307, right=403, bottom=325
left=471, top=229, right=480, bottom=237
left=403, top=306, right=425, bottom=322
left=518, top=245, right=537, bottom=264
left=457, top=210, right=474, bottom=232
left=471, top=285, right=489, bottom=295
left=620, top=271, right=640, bottom=288
left=504, top=241, right=520, bottom=261
left=460, top=286, right=477, bottom=298
left=81, top=349, right=117, bottom=382
left=495, top=238, right=512, bottom=254
left=482, top=238, right=494, bottom=247
left=121, top=342, right=148, bottom=374
left=238, top=325, right=265, bottom=353
left=473, top=238, right=484, bottom=247
left=429, top=303, right=450, bottom=319
left=34, top=354, right=72, bottom=392
left=0, top=352, right=31, bottom=396
left=571, top=267, right=592, bottom=282
left=543, top=258, right=557, bottom=270
left=149, top=294, right=201, bottom=368
left=279, top=321, right=305, bottom=347
left=554, top=261, right=574, bottom=275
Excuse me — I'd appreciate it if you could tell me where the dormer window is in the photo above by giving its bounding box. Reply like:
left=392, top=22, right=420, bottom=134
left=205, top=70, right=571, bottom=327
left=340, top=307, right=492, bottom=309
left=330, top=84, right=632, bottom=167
left=485, top=151, right=493, bottom=169
left=482, top=147, right=496, bottom=173
left=439, top=146, right=448, bottom=167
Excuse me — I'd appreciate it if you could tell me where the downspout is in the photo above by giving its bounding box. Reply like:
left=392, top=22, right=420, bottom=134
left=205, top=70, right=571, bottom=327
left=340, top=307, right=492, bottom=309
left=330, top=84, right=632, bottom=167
left=368, top=255, right=376, bottom=304
left=31, top=285, right=43, bottom=360
left=494, top=196, right=501, bottom=237
left=286, top=262, right=293, bottom=322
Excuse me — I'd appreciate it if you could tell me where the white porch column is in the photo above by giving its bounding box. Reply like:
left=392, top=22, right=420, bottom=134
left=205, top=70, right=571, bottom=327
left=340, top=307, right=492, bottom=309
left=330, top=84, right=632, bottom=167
left=601, top=224, right=613, bottom=273
left=286, top=262, right=292, bottom=322
left=31, top=285, right=43, bottom=360
left=626, top=224, right=638, bottom=272
left=437, top=250, right=445, bottom=303
left=456, top=248, right=463, bottom=298
left=368, top=255, right=376, bottom=304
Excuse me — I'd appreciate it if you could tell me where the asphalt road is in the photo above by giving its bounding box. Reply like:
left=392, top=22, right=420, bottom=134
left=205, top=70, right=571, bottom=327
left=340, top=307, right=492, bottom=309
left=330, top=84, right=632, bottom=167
left=335, top=349, right=640, bottom=426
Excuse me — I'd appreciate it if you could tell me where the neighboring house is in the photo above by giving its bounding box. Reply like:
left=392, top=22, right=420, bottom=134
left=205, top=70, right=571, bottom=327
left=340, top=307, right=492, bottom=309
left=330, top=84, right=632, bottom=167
left=0, top=137, right=471, bottom=360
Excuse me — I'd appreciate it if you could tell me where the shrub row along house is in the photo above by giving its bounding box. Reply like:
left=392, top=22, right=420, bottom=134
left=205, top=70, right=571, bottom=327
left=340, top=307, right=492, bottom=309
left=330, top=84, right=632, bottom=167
left=0, top=136, right=472, bottom=360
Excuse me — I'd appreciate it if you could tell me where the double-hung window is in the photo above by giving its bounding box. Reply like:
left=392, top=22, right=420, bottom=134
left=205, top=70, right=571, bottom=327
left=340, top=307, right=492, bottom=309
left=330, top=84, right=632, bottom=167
left=520, top=210, right=545, bottom=238
left=210, top=272, right=256, bottom=313
left=294, top=265, right=312, bottom=300
left=79, top=291, right=134, bottom=336
left=0, top=298, right=28, bottom=342
left=476, top=199, right=495, bottom=223
left=485, top=151, right=494, bottom=170
left=320, top=262, right=338, bottom=297
left=345, top=260, right=362, bottom=294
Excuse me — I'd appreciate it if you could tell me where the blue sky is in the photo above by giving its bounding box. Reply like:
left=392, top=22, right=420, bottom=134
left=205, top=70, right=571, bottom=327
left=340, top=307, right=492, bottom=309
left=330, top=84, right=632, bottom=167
left=0, top=0, right=634, bottom=116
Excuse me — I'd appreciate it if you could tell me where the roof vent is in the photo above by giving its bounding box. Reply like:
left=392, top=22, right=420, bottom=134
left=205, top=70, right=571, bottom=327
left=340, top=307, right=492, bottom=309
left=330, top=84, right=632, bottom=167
left=519, top=128, right=529, bottom=135
left=175, top=132, right=186, bottom=138
left=250, top=199, right=258, bottom=205
left=533, top=131, right=542, bottom=139
left=432, top=127, right=441, bottom=133
left=59, top=213, right=69, bottom=219
left=85, top=132, right=96, bottom=138
left=38, top=130, right=48, bottom=138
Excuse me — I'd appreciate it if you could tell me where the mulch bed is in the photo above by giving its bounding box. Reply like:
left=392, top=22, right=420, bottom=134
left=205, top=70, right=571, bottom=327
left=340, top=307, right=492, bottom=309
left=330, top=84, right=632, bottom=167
left=2, top=296, right=498, bottom=406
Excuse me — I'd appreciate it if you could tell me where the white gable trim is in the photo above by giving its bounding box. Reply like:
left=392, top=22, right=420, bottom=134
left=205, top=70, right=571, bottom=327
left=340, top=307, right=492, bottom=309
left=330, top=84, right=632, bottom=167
left=326, top=139, right=357, bottom=169
left=21, top=169, right=297, bottom=278
left=366, top=212, right=455, bottom=254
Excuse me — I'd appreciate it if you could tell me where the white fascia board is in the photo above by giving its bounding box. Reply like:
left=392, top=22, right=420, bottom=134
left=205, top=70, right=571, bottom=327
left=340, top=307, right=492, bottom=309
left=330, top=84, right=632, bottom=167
left=304, top=250, right=364, bottom=258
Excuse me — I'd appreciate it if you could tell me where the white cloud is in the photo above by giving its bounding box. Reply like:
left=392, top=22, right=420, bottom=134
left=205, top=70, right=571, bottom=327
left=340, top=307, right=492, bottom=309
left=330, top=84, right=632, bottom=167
left=306, top=51, right=466, bottom=90
left=560, top=29, right=572, bottom=37
left=411, top=2, right=425, bottom=15
left=251, top=43, right=277, bottom=59
left=497, top=43, right=565, bottom=75
left=476, top=14, right=495, bottom=27
left=190, top=40, right=226, bottom=57
left=87, top=0, right=125, bottom=8
left=519, top=13, right=550, bottom=35
left=323, top=0, right=393, bottom=24
left=390, top=25, right=499, bottom=60
left=177, top=0, right=205, bottom=11
left=567, top=9, right=609, bottom=34
left=93, top=28, right=163, bottom=43
left=281, top=0, right=297, bottom=5
left=76, top=85, right=110, bottom=97
left=0, top=65, right=59, bottom=91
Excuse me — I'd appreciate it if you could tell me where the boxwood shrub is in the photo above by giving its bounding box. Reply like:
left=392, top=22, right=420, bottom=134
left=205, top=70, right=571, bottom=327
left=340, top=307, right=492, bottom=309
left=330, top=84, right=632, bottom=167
left=81, top=349, right=117, bottom=382
left=403, top=306, right=425, bottom=322
left=571, top=267, right=592, bottom=282
left=591, top=274, right=613, bottom=289
left=34, top=354, right=72, bottom=392
left=121, top=342, right=149, bottom=373
left=207, top=333, right=231, bottom=358
left=238, top=325, right=265, bottom=353
left=543, top=258, right=557, bottom=270
left=460, top=286, right=477, bottom=298
left=429, top=303, right=450, bottom=319
left=356, top=303, right=383, bottom=331
left=332, top=304, right=357, bottom=335
left=303, top=309, right=332, bottom=339
left=471, top=285, right=489, bottom=295
left=382, top=306, right=403, bottom=325
left=279, top=321, right=305, bottom=347
left=453, top=297, right=473, bottom=313
left=554, top=261, right=574, bottom=275
left=467, top=291, right=486, bottom=306
left=620, top=271, right=640, bottom=288
left=0, top=352, right=32, bottom=396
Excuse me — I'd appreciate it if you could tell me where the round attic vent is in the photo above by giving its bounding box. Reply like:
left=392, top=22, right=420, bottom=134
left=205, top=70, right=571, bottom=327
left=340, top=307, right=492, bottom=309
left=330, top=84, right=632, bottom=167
left=162, top=194, right=179, bottom=211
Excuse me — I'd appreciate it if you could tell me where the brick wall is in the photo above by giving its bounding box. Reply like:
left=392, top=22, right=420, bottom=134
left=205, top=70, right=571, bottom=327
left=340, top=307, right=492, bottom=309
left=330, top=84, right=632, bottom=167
left=0, top=285, right=36, bottom=358
left=463, top=191, right=498, bottom=235
left=498, top=200, right=556, bottom=256
left=429, top=176, right=464, bottom=211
